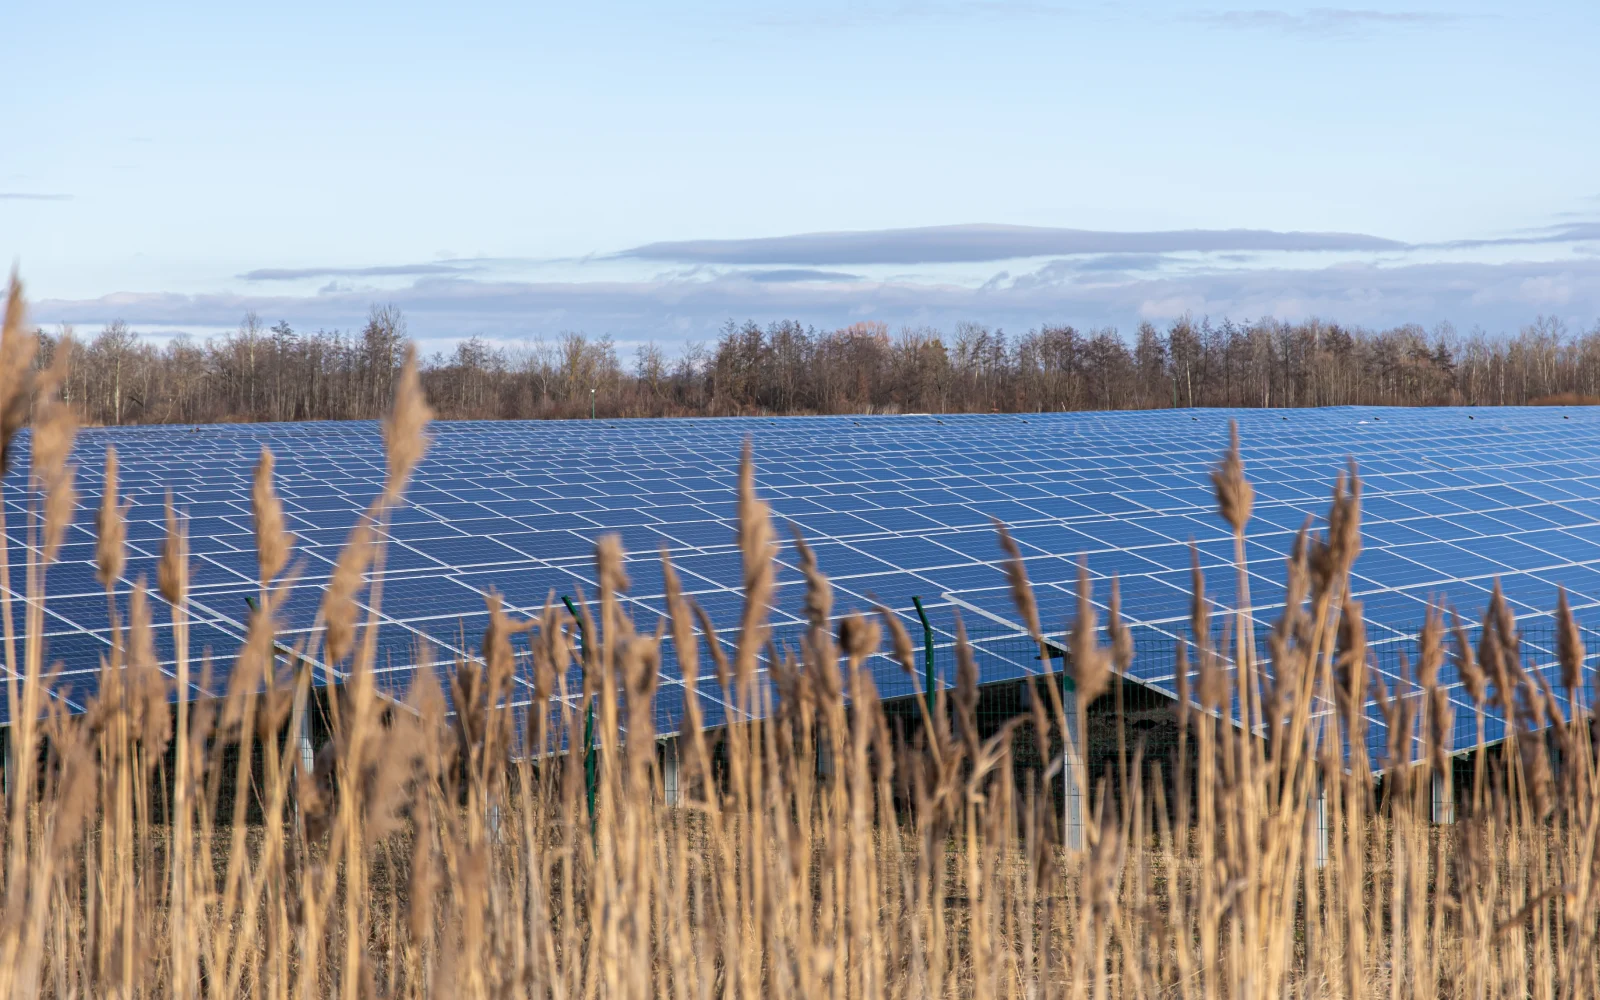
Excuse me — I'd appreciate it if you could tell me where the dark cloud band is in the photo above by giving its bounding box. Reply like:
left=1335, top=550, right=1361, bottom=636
left=239, top=263, right=478, bottom=281
left=619, top=223, right=1405, bottom=266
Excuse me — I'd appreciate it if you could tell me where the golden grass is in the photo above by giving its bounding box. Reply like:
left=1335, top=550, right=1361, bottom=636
left=0, top=273, right=1598, bottom=998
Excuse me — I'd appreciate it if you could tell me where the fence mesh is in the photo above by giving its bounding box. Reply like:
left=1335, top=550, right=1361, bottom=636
left=483, top=607, right=1600, bottom=774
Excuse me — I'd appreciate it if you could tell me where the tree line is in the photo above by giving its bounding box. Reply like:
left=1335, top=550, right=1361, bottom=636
left=35, top=308, right=1600, bottom=425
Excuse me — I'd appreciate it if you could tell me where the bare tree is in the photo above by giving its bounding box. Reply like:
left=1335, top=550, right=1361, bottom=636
left=30, top=307, right=1600, bottom=424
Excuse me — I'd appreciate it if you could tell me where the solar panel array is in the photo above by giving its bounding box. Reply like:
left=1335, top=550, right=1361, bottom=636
left=3, top=407, right=1598, bottom=752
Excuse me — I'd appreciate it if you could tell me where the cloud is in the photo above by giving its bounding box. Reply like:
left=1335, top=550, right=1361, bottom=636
left=752, top=1, right=1075, bottom=30
left=1082, top=253, right=1172, bottom=270
left=735, top=269, right=863, bottom=283
left=620, top=223, right=1404, bottom=266
left=1001, top=255, right=1178, bottom=287
left=239, top=262, right=480, bottom=281
left=32, top=257, right=1600, bottom=347
left=1425, top=222, right=1600, bottom=250
left=0, top=192, right=72, bottom=201
left=1191, top=7, right=1467, bottom=36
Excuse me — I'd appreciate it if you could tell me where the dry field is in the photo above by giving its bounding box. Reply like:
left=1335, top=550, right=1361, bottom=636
left=0, top=275, right=1596, bottom=999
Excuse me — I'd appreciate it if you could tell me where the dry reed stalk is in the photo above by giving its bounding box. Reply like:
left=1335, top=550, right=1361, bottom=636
left=0, top=275, right=33, bottom=885
left=3, top=334, right=76, bottom=989
left=158, top=493, right=198, bottom=999
left=5, top=273, right=1600, bottom=999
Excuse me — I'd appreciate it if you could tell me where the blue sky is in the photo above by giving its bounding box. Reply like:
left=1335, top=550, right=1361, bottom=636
left=6, top=0, right=1598, bottom=352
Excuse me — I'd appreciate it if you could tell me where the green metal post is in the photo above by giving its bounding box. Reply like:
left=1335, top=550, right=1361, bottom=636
left=581, top=705, right=596, bottom=820
left=911, top=596, right=935, bottom=720
left=563, top=595, right=597, bottom=825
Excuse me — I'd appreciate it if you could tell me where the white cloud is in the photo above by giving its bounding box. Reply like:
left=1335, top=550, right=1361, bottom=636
left=1192, top=7, right=1468, bottom=37
left=31, top=257, right=1600, bottom=347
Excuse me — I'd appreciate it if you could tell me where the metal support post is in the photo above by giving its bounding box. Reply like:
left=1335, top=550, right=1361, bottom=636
left=911, top=596, right=935, bottom=721
left=661, top=736, right=679, bottom=805
left=1313, top=778, right=1330, bottom=869
left=1432, top=763, right=1455, bottom=825
left=1062, top=673, right=1083, bottom=851
left=299, top=699, right=315, bottom=776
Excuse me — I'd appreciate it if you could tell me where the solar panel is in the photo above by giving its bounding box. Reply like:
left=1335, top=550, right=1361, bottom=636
left=1, top=406, right=1597, bottom=750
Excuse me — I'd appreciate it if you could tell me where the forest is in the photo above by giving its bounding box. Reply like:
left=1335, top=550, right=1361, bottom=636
left=39, top=307, right=1600, bottom=424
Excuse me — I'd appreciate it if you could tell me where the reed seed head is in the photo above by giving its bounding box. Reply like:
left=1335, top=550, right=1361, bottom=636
left=878, top=605, right=917, bottom=676
left=994, top=519, right=1041, bottom=642
left=790, top=524, right=838, bottom=700
left=621, top=632, right=661, bottom=706
left=1481, top=581, right=1517, bottom=715
left=953, top=613, right=981, bottom=754
left=126, top=582, right=172, bottom=760
left=736, top=439, right=776, bottom=660
left=252, top=447, right=294, bottom=585
left=1538, top=671, right=1565, bottom=729
left=1556, top=586, right=1583, bottom=697
left=1189, top=544, right=1210, bottom=646
left=322, top=518, right=375, bottom=664
left=1196, top=643, right=1229, bottom=712
left=1451, top=607, right=1487, bottom=707
left=1210, top=420, right=1254, bottom=534
left=0, top=271, right=39, bottom=476
left=596, top=533, right=630, bottom=595
left=481, top=591, right=527, bottom=696
left=226, top=589, right=281, bottom=728
left=31, top=342, right=77, bottom=564
left=692, top=601, right=734, bottom=697
left=1280, top=522, right=1311, bottom=628
left=1107, top=576, right=1133, bottom=673
left=1335, top=599, right=1369, bottom=717
left=1418, top=600, right=1444, bottom=691
left=1314, top=467, right=1364, bottom=595
left=95, top=447, right=127, bottom=590
left=661, top=549, right=699, bottom=692
left=1070, top=560, right=1110, bottom=707
left=838, top=612, right=880, bottom=664
left=158, top=493, right=188, bottom=606
left=381, top=344, right=434, bottom=501
left=530, top=600, right=565, bottom=709
left=1334, top=461, right=1363, bottom=565
left=1427, top=686, right=1452, bottom=774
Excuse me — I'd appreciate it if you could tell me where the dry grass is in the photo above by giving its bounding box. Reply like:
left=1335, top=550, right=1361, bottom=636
left=0, top=273, right=1598, bottom=998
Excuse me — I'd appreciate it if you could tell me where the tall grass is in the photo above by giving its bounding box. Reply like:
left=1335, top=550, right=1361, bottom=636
left=1, top=273, right=1598, bottom=998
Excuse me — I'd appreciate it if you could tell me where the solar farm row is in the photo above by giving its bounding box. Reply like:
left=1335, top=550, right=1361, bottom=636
left=2, top=407, right=1597, bottom=751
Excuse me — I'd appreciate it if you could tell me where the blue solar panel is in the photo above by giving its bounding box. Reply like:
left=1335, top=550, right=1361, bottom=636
left=2, top=406, right=1599, bottom=753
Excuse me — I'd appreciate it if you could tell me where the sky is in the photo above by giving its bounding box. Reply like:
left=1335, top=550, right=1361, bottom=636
left=5, top=0, right=1599, bottom=356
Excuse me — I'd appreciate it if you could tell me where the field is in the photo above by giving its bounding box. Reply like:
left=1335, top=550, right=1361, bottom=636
left=0, top=279, right=1598, bottom=999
